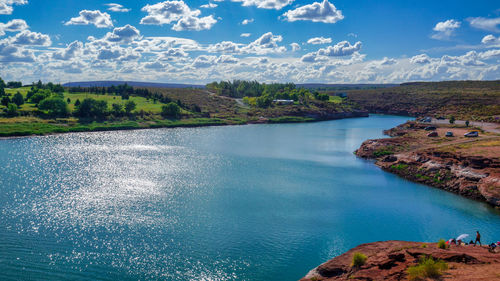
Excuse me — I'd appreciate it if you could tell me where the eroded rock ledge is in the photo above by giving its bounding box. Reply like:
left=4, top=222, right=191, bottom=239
left=300, top=241, right=500, bottom=281
left=355, top=121, right=500, bottom=207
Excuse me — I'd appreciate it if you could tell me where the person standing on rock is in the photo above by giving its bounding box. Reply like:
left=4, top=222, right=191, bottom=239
left=474, top=231, right=482, bottom=246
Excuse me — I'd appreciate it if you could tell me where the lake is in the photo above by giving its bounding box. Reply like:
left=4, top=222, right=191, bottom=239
left=1, top=115, right=499, bottom=280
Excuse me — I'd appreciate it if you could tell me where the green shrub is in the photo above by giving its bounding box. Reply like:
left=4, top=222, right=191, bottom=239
left=392, top=163, right=409, bottom=171
left=352, top=252, right=367, bottom=267
left=407, top=256, right=448, bottom=280
left=373, top=147, right=394, bottom=157
left=161, top=102, right=181, bottom=118
left=437, top=239, right=447, bottom=249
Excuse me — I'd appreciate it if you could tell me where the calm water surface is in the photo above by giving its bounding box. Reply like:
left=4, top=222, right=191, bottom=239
left=1, top=115, right=499, bottom=280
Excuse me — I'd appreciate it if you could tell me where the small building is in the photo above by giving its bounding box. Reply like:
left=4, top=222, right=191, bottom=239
left=273, top=99, right=294, bottom=105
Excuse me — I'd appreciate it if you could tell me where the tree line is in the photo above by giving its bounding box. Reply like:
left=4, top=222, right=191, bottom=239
left=0, top=78, right=183, bottom=119
left=207, top=80, right=331, bottom=108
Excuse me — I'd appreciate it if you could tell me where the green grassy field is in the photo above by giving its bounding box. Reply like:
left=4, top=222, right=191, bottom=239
left=3, top=88, right=165, bottom=113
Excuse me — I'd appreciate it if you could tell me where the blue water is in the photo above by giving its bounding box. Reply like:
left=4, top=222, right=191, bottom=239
left=1, top=115, right=499, bottom=281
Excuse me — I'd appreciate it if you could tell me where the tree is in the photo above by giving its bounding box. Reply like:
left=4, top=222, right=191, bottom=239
left=449, top=116, right=455, bottom=124
left=74, top=98, right=108, bottom=118
left=256, top=94, right=272, bottom=108
left=67, top=98, right=71, bottom=104
left=6, top=81, right=22, bottom=88
left=6, top=103, right=18, bottom=116
left=111, top=103, right=124, bottom=116
left=29, top=89, right=51, bottom=104
left=12, top=92, right=24, bottom=106
left=74, top=99, right=81, bottom=106
left=465, top=120, right=470, bottom=127
left=124, top=100, right=136, bottom=114
left=161, top=102, right=181, bottom=118
left=38, top=97, right=69, bottom=117
left=1, top=96, right=11, bottom=107
left=0, top=77, right=5, bottom=89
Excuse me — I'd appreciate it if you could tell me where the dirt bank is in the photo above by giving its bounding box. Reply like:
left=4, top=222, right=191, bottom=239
left=301, top=240, right=500, bottom=281
left=355, top=121, right=500, bottom=207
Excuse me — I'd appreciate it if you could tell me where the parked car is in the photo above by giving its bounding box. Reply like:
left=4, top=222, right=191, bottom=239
left=427, top=131, right=438, bottom=137
left=424, top=126, right=436, bottom=131
left=445, top=131, right=454, bottom=137
left=437, top=116, right=446, bottom=120
left=464, top=131, right=479, bottom=137
left=420, top=117, right=432, bottom=123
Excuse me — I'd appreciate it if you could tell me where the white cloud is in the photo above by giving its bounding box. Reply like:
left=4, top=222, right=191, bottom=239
left=104, top=24, right=141, bottom=43
left=0, top=19, right=28, bottom=36
left=200, top=2, right=217, bottom=8
left=307, top=36, right=332, bottom=44
left=0, top=0, right=27, bottom=15
left=290, top=42, right=300, bottom=51
left=481, top=34, right=500, bottom=45
left=242, top=32, right=286, bottom=54
left=410, top=54, right=431, bottom=64
left=140, top=1, right=217, bottom=31
left=283, top=0, right=343, bottom=23
left=240, top=33, right=251, bottom=37
left=231, top=0, right=293, bottom=10
left=217, top=54, right=238, bottom=64
left=52, top=41, right=83, bottom=60
left=65, top=10, right=113, bottom=28
left=11, top=30, right=51, bottom=46
left=241, top=18, right=254, bottom=25
left=467, top=17, right=500, bottom=32
left=318, top=41, right=361, bottom=56
left=431, top=19, right=460, bottom=40
left=105, top=3, right=131, bottom=12
left=301, top=40, right=361, bottom=62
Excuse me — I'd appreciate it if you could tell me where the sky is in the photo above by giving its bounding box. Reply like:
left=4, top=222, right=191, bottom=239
left=0, top=0, right=499, bottom=84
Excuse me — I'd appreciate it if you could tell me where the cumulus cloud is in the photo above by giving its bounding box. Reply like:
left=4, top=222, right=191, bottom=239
left=11, top=30, right=51, bottom=46
left=52, top=40, right=83, bottom=60
left=317, top=41, right=361, bottom=56
left=0, top=41, right=34, bottom=62
left=240, top=33, right=251, bottom=37
left=467, top=17, right=500, bottom=32
left=105, top=3, right=131, bottom=12
left=242, top=32, right=286, bottom=54
left=140, top=1, right=217, bottom=31
left=410, top=54, right=431, bottom=64
left=481, top=34, right=500, bottom=45
left=65, top=10, right=113, bottom=28
left=216, top=54, right=238, bottom=64
left=231, top=0, right=293, bottom=10
left=431, top=19, right=460, bottom=40
left=283, top=0, right=343, bottom=23
left=0, top=0, right=27, bottom=15
left=241, top=18, right=254, bottom=25
left=207, top=32, right=286, bottom=55
left=290, top=42, right=300, bottom=51
left=301, top=40, right=361, bottom=62
left=104, top=24, right=141, bottom=43
left=307, top=36, right=332, bottom=44
left=0, top=19, right=28, bottom=36
left=200, top=2, right=217, bottom=8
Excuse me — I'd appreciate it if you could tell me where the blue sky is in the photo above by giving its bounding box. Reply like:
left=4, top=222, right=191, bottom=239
left=0, top=0, right=499, bottom=84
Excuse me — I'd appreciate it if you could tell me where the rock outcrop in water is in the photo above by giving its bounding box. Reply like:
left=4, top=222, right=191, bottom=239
left=300, top=241, right=500, bottom=281
left=355, top=121, right=500, bottom=207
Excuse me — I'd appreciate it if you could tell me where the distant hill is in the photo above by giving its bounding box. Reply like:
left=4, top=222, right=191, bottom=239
left=298, top=83, right=399, bottom=91
left=63, top=81, right=205, bottom=89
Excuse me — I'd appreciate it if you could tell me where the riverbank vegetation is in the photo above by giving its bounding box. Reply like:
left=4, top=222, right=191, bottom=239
left=337, top=80, right=500, bottom=123
left=0, top=78, right=360, bottom=137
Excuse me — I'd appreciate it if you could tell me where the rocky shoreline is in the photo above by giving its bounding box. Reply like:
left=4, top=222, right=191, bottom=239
left=300, top=241, right=500, bottom=281
left=355, top=121, right=500, bottom=207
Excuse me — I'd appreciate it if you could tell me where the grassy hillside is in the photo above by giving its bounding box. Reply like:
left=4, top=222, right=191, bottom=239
left=341, top=80, right=500, bottom=122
